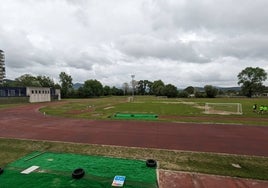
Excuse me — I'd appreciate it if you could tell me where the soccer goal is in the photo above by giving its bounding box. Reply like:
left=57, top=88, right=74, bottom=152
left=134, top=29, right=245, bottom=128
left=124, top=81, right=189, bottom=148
left=204, top=103, right=243, bottom=115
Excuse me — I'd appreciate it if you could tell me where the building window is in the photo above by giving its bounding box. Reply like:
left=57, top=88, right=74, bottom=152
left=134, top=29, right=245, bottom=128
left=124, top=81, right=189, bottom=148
left=10, top=90, right=15, bottom=96
left=0, top=90, right=5, bottom=97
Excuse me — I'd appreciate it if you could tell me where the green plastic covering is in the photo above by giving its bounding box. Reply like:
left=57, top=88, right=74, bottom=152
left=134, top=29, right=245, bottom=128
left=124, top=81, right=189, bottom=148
left=0, top=152, right=158, bottom=188
left=113, top=113, right=158, bottom=120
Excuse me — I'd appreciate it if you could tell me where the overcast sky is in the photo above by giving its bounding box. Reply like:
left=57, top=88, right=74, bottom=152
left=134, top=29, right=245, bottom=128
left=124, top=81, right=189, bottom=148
left=1, top=0, right=268, bottom=88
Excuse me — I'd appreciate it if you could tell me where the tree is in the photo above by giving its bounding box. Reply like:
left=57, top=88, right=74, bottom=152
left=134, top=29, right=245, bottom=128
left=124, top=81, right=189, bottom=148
left=76, top=86, right=85, bottom=98
left=82, top=79, right=103, bottom=97
left=178, top=90, right=189, bottom=98
left=147, top=81, right=153, bottom=94
left=237, top=67, right=267, bottom=97
left=15, top=74, right=41, bottom=87
left=2, top=79, right=16, bottom=87
left=59, top=72, right=73, bottom=98
left=195, top=91, right=206, bottom=98
left=151, top=80, right=165, bottom=96
left=54, top=83, right=61, bottom=89
left=163, top=84, right=178, bottom=98
left=184, top=86, right=195, bottom=95
left=137, top=80, right=152, bottom=95
left=204, top=85, right=218, bottom=98
left=111, top=86, right=123, bottom=96
left=36, top=76, right=55, bottom=87
left=9, top=74, right=55, bottom=88
left=137, top=80, right=145, bottom=95
left=103, top=86, right=111, bottom=96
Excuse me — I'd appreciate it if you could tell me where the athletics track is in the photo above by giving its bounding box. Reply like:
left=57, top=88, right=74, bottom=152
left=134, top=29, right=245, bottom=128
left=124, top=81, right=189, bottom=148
left=0, top=103, right=268, bottom=187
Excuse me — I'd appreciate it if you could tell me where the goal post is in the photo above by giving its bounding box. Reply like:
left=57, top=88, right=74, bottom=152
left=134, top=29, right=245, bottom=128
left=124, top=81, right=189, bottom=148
left=205, top=103, right=243, bottom=115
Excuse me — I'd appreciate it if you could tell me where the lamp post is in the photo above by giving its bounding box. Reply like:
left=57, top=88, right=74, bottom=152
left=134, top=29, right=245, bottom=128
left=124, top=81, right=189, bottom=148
left=131, top=74, right=135, bottom=98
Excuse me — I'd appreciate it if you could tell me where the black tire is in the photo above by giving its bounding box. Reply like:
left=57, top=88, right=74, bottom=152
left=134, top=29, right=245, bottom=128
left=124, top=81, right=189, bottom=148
left=146, top=159, right=157, bottom=168
left=0, top=168, right=3, bottom=175
left=72, top=168, right=85, bottom=179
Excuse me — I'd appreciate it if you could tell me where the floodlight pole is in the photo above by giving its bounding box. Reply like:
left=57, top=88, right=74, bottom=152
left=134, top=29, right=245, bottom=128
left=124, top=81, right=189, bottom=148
left=131, top=74, right=135, bottom=98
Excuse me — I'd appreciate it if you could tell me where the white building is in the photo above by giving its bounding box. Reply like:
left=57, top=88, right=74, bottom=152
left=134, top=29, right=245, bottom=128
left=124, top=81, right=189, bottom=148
left=26, top=87, right=51, bottom=103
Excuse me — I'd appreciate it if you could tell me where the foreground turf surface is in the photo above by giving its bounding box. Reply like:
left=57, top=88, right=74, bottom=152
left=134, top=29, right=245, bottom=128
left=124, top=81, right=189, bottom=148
left=0, top=138, right=268, bottom=181
left=1, top=151, right=157, bottom=188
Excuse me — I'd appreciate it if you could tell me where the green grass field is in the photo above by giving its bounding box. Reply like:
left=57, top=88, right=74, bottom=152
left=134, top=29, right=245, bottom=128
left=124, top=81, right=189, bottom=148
left=39, top=96, right=268, bottom=125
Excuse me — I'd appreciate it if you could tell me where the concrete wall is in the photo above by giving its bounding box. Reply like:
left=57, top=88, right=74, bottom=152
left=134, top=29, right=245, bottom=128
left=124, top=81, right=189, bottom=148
left=55, top=89, right=61, bottom=100
left=26, top=87, right=51, bottom=103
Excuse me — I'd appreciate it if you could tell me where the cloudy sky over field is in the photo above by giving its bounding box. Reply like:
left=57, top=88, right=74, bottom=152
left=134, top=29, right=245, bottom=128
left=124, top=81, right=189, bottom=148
left=1, top=0, right=268, bottom=88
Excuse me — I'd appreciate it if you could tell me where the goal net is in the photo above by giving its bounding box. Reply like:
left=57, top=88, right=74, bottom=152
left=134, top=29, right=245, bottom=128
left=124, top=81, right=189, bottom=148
left=204, top=103, right=243, bottom=115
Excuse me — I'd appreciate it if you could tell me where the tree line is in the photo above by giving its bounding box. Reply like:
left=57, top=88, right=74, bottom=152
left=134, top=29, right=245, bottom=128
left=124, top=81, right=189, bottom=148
left=2, top=67, right=267, bottom=98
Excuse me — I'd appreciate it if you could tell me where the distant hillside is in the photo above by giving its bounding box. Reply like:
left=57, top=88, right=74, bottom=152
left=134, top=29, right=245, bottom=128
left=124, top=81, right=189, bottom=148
left=179, top=86, right=241, bottom=92
left=3, top=79, right=16, bottom=84
left=216, top=87, right=241, bottom=91
left=73, top=83, right=83, bottom=90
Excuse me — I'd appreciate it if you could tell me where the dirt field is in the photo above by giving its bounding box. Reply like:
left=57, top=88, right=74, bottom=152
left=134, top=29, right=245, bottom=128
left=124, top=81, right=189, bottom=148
left=158, top=170, right=268, bottom=188
left=1, top=102, right=268, bottom=187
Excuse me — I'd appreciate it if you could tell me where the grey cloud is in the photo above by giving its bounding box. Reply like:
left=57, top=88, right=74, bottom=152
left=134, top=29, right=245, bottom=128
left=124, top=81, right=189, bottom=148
left=64, top=44, right=123, bottom=70
left=198, top=34, right=268, bottom=60
left=224, top=35, right=268, bottom=59
left=0, top=29, right=35, bottom=68
left=1, top=0, right=268, bottom=87
left=0, top=27, right=59, bottom=69
left=116, top=35, right=210, bottom=63
left=65, top=52, right=111, bottom=70
left=149, top=0, right=268, bottom=33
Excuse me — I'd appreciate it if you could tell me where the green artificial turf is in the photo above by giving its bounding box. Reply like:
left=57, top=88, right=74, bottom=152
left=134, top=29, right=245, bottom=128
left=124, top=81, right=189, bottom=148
left=113, top=113, right=158, bottom=120
left=0, top=152, right=157, bottom=188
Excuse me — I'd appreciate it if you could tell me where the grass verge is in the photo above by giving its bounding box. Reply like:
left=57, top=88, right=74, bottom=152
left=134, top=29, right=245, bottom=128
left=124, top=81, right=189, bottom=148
left=0, top=138, right=267, bottom=180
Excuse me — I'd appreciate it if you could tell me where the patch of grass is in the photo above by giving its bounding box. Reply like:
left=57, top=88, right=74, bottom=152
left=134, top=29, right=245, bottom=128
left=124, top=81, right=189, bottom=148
left=0, top=97, right=29, bottom=105
left=105, top=102, right=201, bottom=116
left=0, top=103, right=25, bottom=109
left=0, top=138, right=268, bottom=180
left=40, top=96, right=268, bottom=125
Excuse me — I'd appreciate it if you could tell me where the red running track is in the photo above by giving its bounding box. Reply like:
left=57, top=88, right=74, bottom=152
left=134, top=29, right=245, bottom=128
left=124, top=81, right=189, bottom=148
left=1, top=103, right=268, bottom=157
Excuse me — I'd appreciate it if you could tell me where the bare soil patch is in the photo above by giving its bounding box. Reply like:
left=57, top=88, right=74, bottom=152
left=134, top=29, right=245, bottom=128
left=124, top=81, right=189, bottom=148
left=158, top=170, right=268, bottom=188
